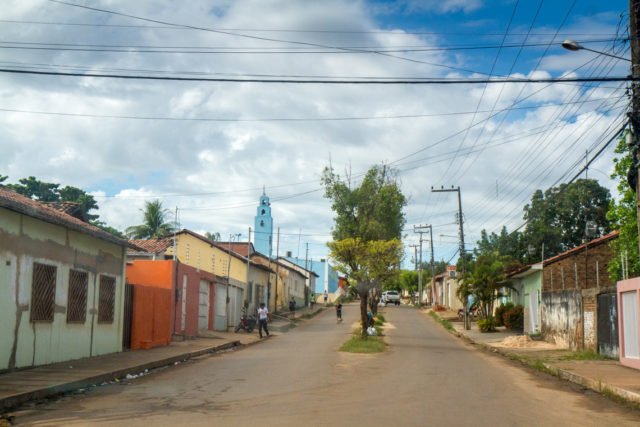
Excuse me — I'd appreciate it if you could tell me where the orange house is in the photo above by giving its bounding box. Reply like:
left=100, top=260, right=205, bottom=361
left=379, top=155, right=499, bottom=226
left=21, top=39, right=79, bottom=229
left=125, top=260, right=217, bottom=350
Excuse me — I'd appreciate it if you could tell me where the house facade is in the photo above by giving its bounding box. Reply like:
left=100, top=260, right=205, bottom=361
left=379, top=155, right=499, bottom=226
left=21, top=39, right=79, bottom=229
left=540, top=232, right=619, bottom=355
left=0, top=188, right=129, bottom=371
left=277, top=257, right=318, bottom=307
left=432, top=265, right=463, bottom=311
left=130, top=229, right=250, bottom=331
left=125, top=259, right=218, bottom=349
left=506, top=263, right=542, bottom=334
left=284, top=257, right=339, bottom=297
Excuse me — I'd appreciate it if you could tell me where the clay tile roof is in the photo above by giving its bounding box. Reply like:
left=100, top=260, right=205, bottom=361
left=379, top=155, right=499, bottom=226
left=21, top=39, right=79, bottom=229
left=128, top=238, right=173, bottom=253
left=44, top=201, right=87, bottom=222
left=542, top=230, right=619, bottom=266
left=0, top=186, right=129, bottom=247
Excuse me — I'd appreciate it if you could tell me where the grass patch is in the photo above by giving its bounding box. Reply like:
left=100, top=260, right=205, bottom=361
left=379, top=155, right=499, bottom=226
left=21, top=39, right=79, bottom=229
left=429, top=311, right=454, bottom=331
left=340, top=336, right=386, bottom=353
left=375, top=313, right=386, bottom=323
left=559, top=350, right=609, bottom=361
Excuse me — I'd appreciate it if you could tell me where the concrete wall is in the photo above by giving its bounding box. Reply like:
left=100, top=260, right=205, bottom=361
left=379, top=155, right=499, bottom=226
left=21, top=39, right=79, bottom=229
left=1, top=209, right=125, bottom=371
left=541, top=290, right=582, bottom=349
left=542, top=241, right=616, bottom=351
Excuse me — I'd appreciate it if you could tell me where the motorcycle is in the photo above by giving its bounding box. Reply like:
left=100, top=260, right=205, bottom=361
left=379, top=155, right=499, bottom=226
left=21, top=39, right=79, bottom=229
left=234, top=314, right=257, bottom=333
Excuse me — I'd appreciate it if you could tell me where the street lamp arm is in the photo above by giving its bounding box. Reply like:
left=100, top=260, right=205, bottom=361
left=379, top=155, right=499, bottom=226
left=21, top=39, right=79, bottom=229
left=562, top=39, right=630, bottom=62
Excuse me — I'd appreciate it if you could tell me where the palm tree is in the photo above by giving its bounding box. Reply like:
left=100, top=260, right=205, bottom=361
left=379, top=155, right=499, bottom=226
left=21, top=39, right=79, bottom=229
left=126, top=200, right=175, bottom=239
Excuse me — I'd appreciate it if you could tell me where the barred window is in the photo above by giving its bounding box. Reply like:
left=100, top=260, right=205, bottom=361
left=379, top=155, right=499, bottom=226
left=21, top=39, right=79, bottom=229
left=67, top=270, right=88, bottom=323
left=30, top=263, right=57, bottom=322
left=98, top=275, right=116, bottom=323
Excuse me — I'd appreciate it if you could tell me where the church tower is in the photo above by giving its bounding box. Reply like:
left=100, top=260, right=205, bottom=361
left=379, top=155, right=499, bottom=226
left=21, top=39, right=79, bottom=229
left=254, top=188, right=273, bottom=257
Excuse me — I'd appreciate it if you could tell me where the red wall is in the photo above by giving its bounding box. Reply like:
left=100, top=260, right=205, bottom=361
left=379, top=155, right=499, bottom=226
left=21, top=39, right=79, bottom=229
left=126, top=260, right=217, bottom=347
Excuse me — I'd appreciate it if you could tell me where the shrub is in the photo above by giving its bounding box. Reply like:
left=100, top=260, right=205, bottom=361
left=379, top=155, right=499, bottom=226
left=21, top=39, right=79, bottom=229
left=434, top=304, right=446, bottom=312
left=503, top=304, right=524, bottom=331
left=494, top=302, right=514, bottom=327
left=477, top=316, right=497, bottom=332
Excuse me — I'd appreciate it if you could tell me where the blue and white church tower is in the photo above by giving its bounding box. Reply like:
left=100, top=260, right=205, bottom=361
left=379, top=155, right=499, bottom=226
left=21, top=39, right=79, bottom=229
left=254, top=188, right=273, bottom=257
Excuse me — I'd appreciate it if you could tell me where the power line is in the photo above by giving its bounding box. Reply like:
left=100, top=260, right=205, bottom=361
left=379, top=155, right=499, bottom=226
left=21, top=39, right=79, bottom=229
left=0, top=67, right=633, bottom=84
left=0, top=19, right=622, bottom=37
left=0, top=96, right=621, bottom=123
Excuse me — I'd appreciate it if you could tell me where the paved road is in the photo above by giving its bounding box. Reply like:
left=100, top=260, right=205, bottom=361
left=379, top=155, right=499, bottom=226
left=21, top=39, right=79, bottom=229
left=14, top=304, right=640, bottom=426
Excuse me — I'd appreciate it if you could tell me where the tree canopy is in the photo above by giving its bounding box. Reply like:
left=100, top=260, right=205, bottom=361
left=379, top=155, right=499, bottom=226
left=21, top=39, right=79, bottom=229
left=126, top=200, right=175, bottom=239
left=607, top=132, right=639, bottom=280
left=322, top=164, right=406, bottom=335
left=522, top=179, right=611, bottom=260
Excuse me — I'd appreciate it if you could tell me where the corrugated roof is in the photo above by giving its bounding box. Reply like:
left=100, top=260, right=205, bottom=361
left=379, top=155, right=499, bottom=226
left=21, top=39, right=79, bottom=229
left=0, top=187, right=129, bottom=247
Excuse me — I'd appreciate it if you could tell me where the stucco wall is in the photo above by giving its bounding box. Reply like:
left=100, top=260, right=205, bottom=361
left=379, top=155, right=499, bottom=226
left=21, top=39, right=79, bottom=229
left=541, top=290, right=582, bottom=349
left=1, top=208, right=125, bottom=371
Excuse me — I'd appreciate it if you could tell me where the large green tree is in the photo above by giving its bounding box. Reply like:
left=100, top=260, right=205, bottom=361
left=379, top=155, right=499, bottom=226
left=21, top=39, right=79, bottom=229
left=126, top=200, right=175, bottom=239
left=322, top=164, right=406, bottom=335
left=4, top=176, right=100, bottom=221
left=607, top=132, right=639, bottom=280
left=522, top=179, right=611, bottom=260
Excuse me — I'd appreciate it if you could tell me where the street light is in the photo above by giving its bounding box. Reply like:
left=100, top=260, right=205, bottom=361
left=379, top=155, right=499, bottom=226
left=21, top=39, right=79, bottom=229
left=561, top=39, right=631, bottom=62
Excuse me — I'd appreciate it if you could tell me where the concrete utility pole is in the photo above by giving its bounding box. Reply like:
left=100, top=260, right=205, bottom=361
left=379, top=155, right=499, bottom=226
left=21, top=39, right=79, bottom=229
left=414, top=225, right=432, bottom=305
left=631, top=1, right=640, bottom=255
left=431, top=186, right=467, bottom=328
left=246, top=227, right=252, bottom=310
left=275, top=227, right=280, bottom=313
left=408, top=243, right=419, bottom=303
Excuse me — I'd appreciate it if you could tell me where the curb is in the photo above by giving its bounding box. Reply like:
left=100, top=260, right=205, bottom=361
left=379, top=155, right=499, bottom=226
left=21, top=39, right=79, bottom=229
left=0, top=340, right=242, bottom=412
left=428, top=311, right=640, bottom=407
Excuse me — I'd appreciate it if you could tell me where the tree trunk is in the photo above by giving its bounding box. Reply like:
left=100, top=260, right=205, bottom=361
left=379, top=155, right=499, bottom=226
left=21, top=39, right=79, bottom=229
left=360, top=291, right=369, bottom=338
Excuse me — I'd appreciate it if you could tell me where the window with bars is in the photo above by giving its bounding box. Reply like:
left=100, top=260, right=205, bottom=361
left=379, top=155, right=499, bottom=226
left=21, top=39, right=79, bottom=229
left=67, top=270, right=88, bottom=323
left=98, top=275, right=116, bottom=323
left=30, top=263, right=57, bottom=322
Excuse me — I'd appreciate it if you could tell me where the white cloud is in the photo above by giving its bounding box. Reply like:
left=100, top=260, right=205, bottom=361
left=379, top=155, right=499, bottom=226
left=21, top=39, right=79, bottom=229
left=0, top=0, right=625, bottom=262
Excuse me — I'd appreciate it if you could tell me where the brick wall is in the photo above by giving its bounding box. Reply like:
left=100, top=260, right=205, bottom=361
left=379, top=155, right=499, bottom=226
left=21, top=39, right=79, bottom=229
left=542, top=242, right=614, bottom=293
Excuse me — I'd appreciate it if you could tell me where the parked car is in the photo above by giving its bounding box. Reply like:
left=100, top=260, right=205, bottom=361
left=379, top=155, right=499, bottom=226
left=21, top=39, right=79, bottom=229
left=381, top=290, right=401, bottom=306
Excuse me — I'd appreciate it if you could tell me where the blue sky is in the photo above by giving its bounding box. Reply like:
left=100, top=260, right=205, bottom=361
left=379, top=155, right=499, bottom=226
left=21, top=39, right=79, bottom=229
left=0, top=0, right=632, bottom=265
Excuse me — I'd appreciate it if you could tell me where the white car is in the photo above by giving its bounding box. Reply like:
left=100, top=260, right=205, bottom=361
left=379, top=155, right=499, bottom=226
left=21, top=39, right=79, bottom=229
left=381, top=290, right=401, bottom=306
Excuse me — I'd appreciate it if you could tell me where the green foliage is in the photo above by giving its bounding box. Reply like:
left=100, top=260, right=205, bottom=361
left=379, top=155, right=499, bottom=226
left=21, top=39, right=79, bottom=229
left=4, top=176, right=100, bottom=221
left=523, top=179, right=611, bottom=261
left=0, top=174, right=7, bottom=184
left=91, top=220, right=126, bottom=238
left=389, top=269, right=419, bottom=294
left=458, top=251, right=512, bottom=319
left=125, top=200, right=175, bottom=239
left=205, top=232, right=221, bottom=241
left=429, top=311, right=454, bottom=331
left=323, top=164, right=406, bottom=337
left=559, top=350, right=608, bottom=361
left=503, top=304, right=524, bottom=330
left=339, top=336, right=385, bottom=353
left=477, top=316, right=497, bottom=332
left=476, top=226, right=527, bottom=264
left=494, top=302, right=514, bottom=327
left=607, top=131, right=640, bottom=281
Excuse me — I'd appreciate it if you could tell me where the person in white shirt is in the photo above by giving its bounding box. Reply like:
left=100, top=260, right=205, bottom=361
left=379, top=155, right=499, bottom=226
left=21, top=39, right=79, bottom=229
left=257, top=302, right=270, bottom=338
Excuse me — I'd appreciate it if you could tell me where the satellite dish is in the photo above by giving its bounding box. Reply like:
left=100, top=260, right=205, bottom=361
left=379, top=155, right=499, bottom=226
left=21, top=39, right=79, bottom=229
left=585, top=221, right=597, bottom=238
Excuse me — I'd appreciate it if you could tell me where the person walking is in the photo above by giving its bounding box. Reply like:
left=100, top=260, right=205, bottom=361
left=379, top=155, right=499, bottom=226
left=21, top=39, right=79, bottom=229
left=323, top=290, right=328, bottom=306
left=336, top=301, right=343, bottom=322
left=289, top=296, right=296, bottom=318
left=257, top=302, right=270, bottom=338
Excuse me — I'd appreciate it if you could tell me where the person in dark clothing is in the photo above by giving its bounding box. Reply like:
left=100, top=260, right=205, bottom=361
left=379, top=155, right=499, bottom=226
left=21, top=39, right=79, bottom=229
left=336, top=302, right=343, bottom=322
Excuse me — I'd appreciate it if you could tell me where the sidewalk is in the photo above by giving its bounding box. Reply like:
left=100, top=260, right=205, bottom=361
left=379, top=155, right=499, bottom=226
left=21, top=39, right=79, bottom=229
left=0, top=305, right=326, bottom=414
left=430, top=309, right=640, bottom=406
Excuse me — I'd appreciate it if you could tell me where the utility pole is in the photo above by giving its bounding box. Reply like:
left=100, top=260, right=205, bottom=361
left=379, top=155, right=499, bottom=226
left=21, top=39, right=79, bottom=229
left=414, top=225, right=431, bottom=305
left=246, top=227, right=252, bottom=311
left=431, top=186, right=467, bottom=328
left=305, top=242, right=310, bottom=307
left=275, top=227, right=280, bottom=313
left=427, top=225, right=435, bottom=306
left=408, top=244, right=419, bottom=303
left=631, top=1, right=640, bottom=255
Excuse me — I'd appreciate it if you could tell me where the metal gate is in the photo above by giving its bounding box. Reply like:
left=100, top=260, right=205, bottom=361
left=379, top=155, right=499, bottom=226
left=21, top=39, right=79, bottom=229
left=597, top=292, right=619, bottom=358
left=122, top=284, right=134, bottom=350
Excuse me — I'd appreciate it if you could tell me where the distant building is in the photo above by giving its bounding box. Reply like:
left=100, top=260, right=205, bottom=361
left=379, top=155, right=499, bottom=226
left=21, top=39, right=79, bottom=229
left=254, top=190, right=273, bottom=258
left=283, top=255, right=339, bottom=296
